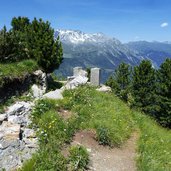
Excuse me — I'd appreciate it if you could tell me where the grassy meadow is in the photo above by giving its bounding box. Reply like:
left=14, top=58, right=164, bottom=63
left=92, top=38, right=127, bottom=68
left=18, top=86, right=171, bottom=171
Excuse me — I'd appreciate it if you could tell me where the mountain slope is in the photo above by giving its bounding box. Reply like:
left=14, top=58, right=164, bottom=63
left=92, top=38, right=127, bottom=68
left=126, top=41, right=171, bottom=67
left=54, top=30, right=144, bottom=82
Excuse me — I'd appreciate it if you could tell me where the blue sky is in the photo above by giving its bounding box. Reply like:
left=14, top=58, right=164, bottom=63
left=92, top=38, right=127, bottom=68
left=0, top=0, right=170, bottom=42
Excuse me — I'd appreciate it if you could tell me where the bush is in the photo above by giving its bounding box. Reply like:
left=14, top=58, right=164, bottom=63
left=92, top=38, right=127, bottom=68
left=68, top=145, right=89, bottom=171
left=96, top=127, right=111, bottom=146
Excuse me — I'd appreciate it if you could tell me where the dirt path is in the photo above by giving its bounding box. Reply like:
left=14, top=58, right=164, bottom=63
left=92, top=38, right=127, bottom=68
left=71, top=130, right=138, bottom=171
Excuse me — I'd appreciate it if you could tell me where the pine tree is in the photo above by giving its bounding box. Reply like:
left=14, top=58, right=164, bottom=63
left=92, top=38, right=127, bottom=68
left=11, top=17, right=30, bottom=32
left=0, top=26, right=17, bottom=62
left=106, top=62, right=131, bottom=101
left=156, top=58, right=171, bottom=127
left=132, top=60, right=156, bottom=114
left=0, top=17, right=63, bottom=72
left=27, top=18, right=63, bottom=73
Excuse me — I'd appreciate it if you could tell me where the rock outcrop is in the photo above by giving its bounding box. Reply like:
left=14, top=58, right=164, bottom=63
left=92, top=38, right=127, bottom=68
left=43, top=67, right=89, bottom=100
left=0, top=101, right=37, bottom=171
left=31, top=70, right=47, bottom=98
left=43, top=89, right=64, bottom=100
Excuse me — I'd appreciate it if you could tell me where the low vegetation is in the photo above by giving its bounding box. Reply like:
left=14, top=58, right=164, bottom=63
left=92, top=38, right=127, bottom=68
left=133, top=111, right=171, bottom=170
left=68, top=145, right=89, bottom=170
left=62, top=86, right=135, bottom=146
left=19, top=97, right=89, bottom=171
left=19, top=86, right=171, bottom=171
left=0, top=59, right=38, bottom=88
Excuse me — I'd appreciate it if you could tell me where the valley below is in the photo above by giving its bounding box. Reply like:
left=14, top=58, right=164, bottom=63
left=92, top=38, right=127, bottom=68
left=55, top=29, right=171, bottom=82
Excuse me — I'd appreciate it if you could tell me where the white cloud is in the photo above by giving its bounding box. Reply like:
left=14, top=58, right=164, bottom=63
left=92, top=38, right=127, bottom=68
left=160, top=22, right=169, bottom=28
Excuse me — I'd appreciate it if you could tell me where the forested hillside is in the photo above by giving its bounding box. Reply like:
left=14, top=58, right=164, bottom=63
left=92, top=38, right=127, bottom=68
left=106, top=59, right=171, bottom=128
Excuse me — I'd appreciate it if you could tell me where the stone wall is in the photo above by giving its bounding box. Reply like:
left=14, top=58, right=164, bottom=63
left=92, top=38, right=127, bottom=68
left=0, top=70, right=47, bottom=103
left=0, top=101, right=37, bottom=170
left=0, top=74, right=34, bottom=103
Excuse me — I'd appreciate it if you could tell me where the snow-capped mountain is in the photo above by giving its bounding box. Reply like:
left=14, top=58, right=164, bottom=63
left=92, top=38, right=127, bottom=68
left=55, top=29, right=119, bottom=44
left=54, top=29, right=145, bottom=82
left=55, top=29, right=170, bottom=82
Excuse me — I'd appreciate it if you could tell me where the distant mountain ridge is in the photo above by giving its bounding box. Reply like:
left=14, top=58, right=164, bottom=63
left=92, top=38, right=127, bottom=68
left=125, top=41, right=171, bottom=67
left=54, top=29, right=171, bottom=82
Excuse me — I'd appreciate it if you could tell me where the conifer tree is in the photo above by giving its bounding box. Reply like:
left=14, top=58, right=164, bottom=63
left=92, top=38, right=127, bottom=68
left=27, top=18, right=63, bottom=73
left=156, top=58, right=171, bottom=127
left=132, top=60, right=156, bottom=114
left=11, top=17, right=30, bottom=32
left=0, top=16, right=63, bottom=74
left=106, top=62, right=131, bottom=101
left=0, top=26, right=17, bottom=62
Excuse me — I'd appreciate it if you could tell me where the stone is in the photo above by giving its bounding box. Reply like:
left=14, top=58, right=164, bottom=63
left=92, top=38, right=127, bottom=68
left=31, top=84, right=46, bottom=98
left=90, top=68, right=101, bottom=86
left=0, top=101, right=36, bottom=170
left=6, top=101, right=32, bottom=116
left=32, top=70, right=47, bottom=98
left=41, top=73, right=47, bottom=88
left=0, top=153, right=20, bottom=171
left=67, top=76, right=76, bottom=81
left=7, top=103, right=24, bottom=116
left=20, top=147, right=37, bottom=162
left=79, top=70, right=88, bottom=77
left=43, top=89, right=63, bottom=100
left=23, top=138, right=38, bottom=148
left=73, top=67, right=83, bottom=76
left=0, top=133, right=3, bottom=140
left=64, top=75, right=88, bottom=90
left=0, top=139, right=20, bottom=150
left=0, top=114, right=7, bottom=122
left=8, top=115, right=27, bottom=126
left=33, top=70, right=44, bottom=77
left=73, top=67, right=88, bottom=77
left=1, top=121, right=20, bottom=141
left=23, top=128, right=36, bottom=138
left=96, top=85, right=112, bottom=92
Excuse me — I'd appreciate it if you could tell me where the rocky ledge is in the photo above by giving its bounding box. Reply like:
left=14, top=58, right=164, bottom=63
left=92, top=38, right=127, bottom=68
left=0, top=101, right=37, bottom=170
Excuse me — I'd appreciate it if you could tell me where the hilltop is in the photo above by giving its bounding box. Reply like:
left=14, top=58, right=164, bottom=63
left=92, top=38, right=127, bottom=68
left=18, top=86, right=171, bottom=171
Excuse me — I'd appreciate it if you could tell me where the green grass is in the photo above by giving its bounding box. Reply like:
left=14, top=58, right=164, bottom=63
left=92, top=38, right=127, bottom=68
left=21, top=98, right=88, bottom=171
left=0, top=59, right=38, bottom=87
left=20, top=86, right=171, bottom=171
left=133, top=111, right=171, bottom=171
left=0, top=59, right=38, bottom=113
left=68, top=145, right=89, bottom=171
left=62, top=86, right=135, bottom=146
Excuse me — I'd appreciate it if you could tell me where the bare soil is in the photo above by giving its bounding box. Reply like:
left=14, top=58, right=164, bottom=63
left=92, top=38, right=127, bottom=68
left=58, top=108, right=73, bottom=120
left=71, top=130, right=138, bottom=171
